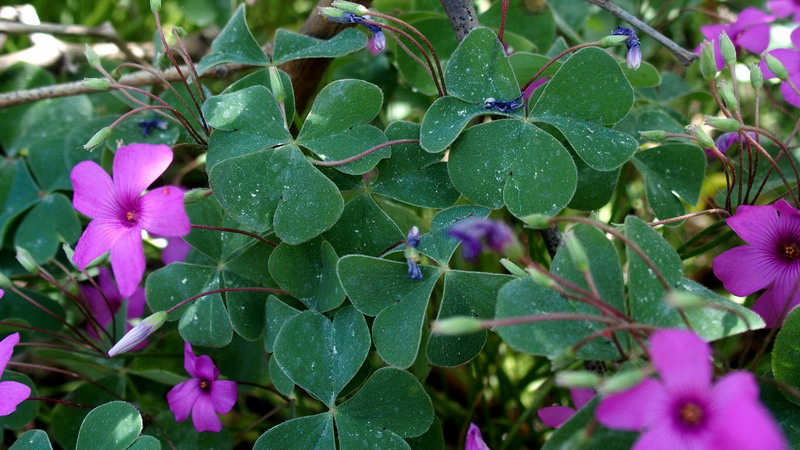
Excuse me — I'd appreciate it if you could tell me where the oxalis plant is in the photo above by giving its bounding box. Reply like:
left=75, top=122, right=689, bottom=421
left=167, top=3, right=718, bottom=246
left=1, top=0, right=800, bottom=448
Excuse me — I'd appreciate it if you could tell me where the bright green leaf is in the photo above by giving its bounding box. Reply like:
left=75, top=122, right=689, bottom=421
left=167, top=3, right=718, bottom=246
left=445, top=27, right=520, bottom=104
left=196, top=5, right=268, bottom=74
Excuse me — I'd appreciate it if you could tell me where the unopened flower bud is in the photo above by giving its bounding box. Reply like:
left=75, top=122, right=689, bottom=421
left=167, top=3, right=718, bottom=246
left=598, top=35, right=629, bottom=48
left=332, top=0, right=369, bottom=15
left=639, top=130, right=667, bottom=141
left=750, top=63, right=763, bottom=90
left=686, top=125, right=715, bottom=149
left=15, top=247, right=38, bottom=274
left=172, top=26, right=187, bottom=38
left=184, top=188, right=210, bottom=203
left=108, top=311, right=168, bottom=357
left=527, top=268, right=556, bottom=288
left=150, top=0, right=161, bottom=12
left=717, top=81, right=738, bottom=111
left=406, top=226, right=421, bottom=248
left=665, top=290, right=707, bottom=309
left=521, top=214, right=551, bottom=229
left=598, top=369, right=646, bottom=395
left=719, top=31, right=736, bottom=66
left=500, top=258, right=527, bottom=277
left=319, top=6, right=346, bottom=19
left=431, top=316, right=483, bottom=336
left=83, top=127, right=112, bottom=151
left=549, top=347, right=577, bottom=371
left=83, top=78, right=110, bottom=91
left=564, top=232, right=589, bottom=272
left=269, top=67, right=285, bottom=103
left=556, top=371, right=601, bottom=388
left=84, top=44, right=102, bottom=70
left=704, top=117, right=741, bottom=133
left=765, top=54, right=789, bottom=81
left=699, top=41, right=717, bottom=81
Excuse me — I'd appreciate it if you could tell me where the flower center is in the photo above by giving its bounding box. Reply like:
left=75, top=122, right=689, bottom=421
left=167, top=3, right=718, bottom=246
left=679, top=402, right=704, bottom=426
left=200, top=380, right=210, bottom=392
left=783, top=241, right=800, bottom=261
left=125, top=209, right=140, bottom=225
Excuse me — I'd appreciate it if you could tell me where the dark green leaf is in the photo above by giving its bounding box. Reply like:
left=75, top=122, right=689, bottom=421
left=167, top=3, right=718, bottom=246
left=621, top=61, right=661, bottom=87
left=269, top=354, right=294, bottom=396
left=9, top=430, right=53, bottom=450
left=273, top=307, right=370, bottom=406
left=254, top=413, right=335, bottom=450
left=568, top=158, right=620, bottom=211
left=448, top=119, right=577, bottom=218
left=126, top=435, right=161, bottom=450
left=324, top=194, right=404, bottom=256
left=268, top=238, right=346, bottom=312
left=480, top=0, right=556, bottom=53
left=0, top=371, right=38, bottom=430
left=419, top=96, right=521, bottom=153
left=209, top=144, right=344, bottom=244
left=542, top=399, right=638, bottom=449
left=14, top=194, right=81, bottom=264
left=222, top=68, right=296, bottom=127
left=394, top=18, right=458, bottom=96
left=196, top=5, right=268, bottom=74
left=272, top=28, right=367, bottom=64
left=76, top=402, right=141, bottom=450
left=264, top=295, right=300, bottom=353
left=445, top=27, right=519, bottom=104
left=26, top=138, right=72, bottom=192
left=297, top=79, right=388, bottom=174
left=427, top=271, right=514, bottom=367
left=204, top=86, right=292, bottom=168
left=415, top=205, right=490, bottom=265
left=773, top=308, right=800, bottom=405
left=371, top=121, right=460, bottom=208
left=633, top=144, right=706, bottom=220
left=0, top=160, right=41, bottom=243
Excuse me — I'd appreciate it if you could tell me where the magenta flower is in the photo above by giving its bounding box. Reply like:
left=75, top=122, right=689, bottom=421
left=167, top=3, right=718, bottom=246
left=537, top=388, right=594, bottom=428
left=162, top=237, right=191, bottom=265
left=448, top=219, right=514, bottom=262
left=167, top=342, right=238, bottom=432
left=713, top=200, right=800, bottom=327
left=71, top=143, right=190, bottom=297
left=596, top=329, right=786, bottom=449
left=465, top=423, right=490, bottom=450
left=699, top=8, right=773, bottom=69
left=760, top=27, right=800, bottom=107
left=768, top=0, right=800, bottom=21
left=0, top=332, right=32, bottom=416
left=80, top=268, right=146, bottom=345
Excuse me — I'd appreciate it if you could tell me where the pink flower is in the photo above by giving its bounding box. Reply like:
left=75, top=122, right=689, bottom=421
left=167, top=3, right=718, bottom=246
left=713, top=200, right=800, bottom=327
left=699, top=8, right=773, bottom=69
left=70, top=144, right=190, bottom=297
left=0, top=332, right=32, bottom=416
left=465, top=423, right=490, bottom=450
left=162, top=237, right=191, bottom=264
left=760, top=27, right=800, bottom=107
left=167, top=342, right=238, bottom=432
left=537, top=388, right=594, bottom=428
left=768, top=0, right=800, bottom=22
left=80, top=268, right=147, bottom=346
left=596, top=329, right=786, bottom=449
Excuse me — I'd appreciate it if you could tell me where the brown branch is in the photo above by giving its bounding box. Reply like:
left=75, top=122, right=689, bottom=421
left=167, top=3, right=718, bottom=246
left=440, top=0, right=479, bottom=41
left=0, top=62, right=249, bottom=108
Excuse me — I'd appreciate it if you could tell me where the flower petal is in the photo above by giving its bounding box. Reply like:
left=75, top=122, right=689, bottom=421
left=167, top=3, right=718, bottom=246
left=752, top=278, right=800, bottom=328
left=632, top=422, right=711, bottom=450
left=710, top=372, right=788, bottom=450
left=73, top=219, right=128, bottom=270
left=649, top=329, right=711, bottom=392
left=209, top=380, right=237, bottom=414
left=538, top=406, right=576, bottom=428
left=713, top=245, right=779, bottom=296
left=80, top=284, right=114, bottom=332
left=139, top=186, right=190, bottom=237
left=570, top=387, right=595, bottom=409
left=162, top=237, right=191, bottom=264
left=737, top=24, right=771, bottom=54
left=167, top=378, right=200, bottom=422
left=726, top=203, right=781, bottom=247
left=193, top=355, right=220, bottom=381
left=768, top=0, right=797, bottom=18
left=596, top=379, right=665, bottom=431
left=0, top=333, right=20, bottom=375
left=127, top=286, right=146, bottom=319
left=191, top=395, right=222, bottom=432
left=112, top=144, right=173, bottom=203
left=0, top=381, right=31, bottom=416
left=110, top=227, right=145, bottom=298
left=779, top=77, right=800, bottom=108
left=184, top=342, right=198, bottom=376
left=792, top=27, right=800, bottom=50
left=465, top=423, right=490, bottom=450
left=70, top=161, right=118, bottom=220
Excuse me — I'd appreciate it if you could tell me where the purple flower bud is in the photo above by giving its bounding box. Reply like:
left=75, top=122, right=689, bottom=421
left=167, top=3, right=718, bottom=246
left=367, top=30, right=386, bottom=55
left=407, top=226, right=420, bottom=248
left=448, top=219, right=514, bottom=262
left=137, top=118, right=168, bottom=137
left=612, top=26, right=641, bottom=70
left=406, top=258, right=423, bottom=280
left=107, top=311, right=167, bottom=357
